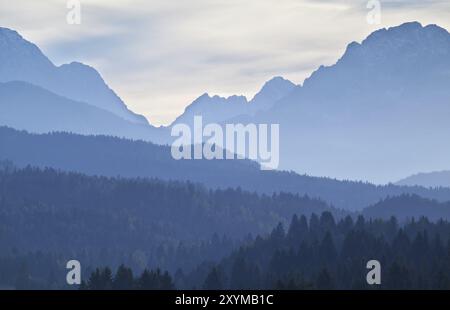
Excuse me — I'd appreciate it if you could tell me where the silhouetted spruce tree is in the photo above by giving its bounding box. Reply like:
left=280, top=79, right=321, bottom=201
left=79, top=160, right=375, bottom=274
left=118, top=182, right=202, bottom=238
left=386, top=262, right=411, bottom=289
left=391, top=229, right=411, bottom=259
left=318, top=232, right=337, bottom=266
left=136, top=268, right=174, bottom=290
left=316, top=268, right=334, bottom=290
left=137, top=269, right=155, bottom=289
left=269, top=223, right=286, bottom=245
left=79, top=280, right=88, bottom=290
left=15, top=263, right=31, bottom=290
left=287, top=214, right=308, bottom=245
left=113, top=264, right=134, bottom=290
left=433, top=270, right=450, bottom=289
left=203, top=267, right=223, bottom=290
left=411, top=232, right=429, bottom=265
left=354, top=215, right=365, bottom=231
left=160, top=270, right=175, bottom=290
left=337, top=215, right=354, bottom=235
left=87, top=267, right=113, bottom=290
left=230, top=256, right=251, bottom=289
left=319, top=212, right=336, bottom=235
left=309, top=214, right=320, bottom=238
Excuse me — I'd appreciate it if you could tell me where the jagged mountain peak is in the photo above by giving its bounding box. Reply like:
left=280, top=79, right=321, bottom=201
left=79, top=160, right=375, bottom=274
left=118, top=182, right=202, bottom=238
left=250, top=76, right=296, bottom=107
left=0, top=26, right=53, bottom=68
left=171, top=76, right=295, bottom=126
left=0, top=26, right=26, bottom=42
left=59, top=61, right=98, bottom=72
left=0, top=27, right=148, bottom=125
left=260, top=76, right=295, bottom=90
left=302, top=21, right=450, bottom=91
left=342, top=21, right=450, bottom=60
left=191, top=93, right=248, bottom=105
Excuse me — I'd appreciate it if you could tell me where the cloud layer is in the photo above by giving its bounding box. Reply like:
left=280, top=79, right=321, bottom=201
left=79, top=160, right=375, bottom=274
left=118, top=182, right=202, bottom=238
left=1, top=0, right=449, bottom=125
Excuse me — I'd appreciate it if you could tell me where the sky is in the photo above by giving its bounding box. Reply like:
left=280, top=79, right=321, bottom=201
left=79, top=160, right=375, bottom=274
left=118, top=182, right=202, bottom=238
left=0, top=0, right=449, bottom=126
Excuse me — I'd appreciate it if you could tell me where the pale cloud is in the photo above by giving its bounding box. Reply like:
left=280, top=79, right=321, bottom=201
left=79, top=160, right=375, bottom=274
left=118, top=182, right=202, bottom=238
left=1, top=0, right=449, bottom=125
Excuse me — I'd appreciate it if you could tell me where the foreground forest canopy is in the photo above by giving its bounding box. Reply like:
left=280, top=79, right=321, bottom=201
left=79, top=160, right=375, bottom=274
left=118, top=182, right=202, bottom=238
left=191, top=213, right=450, bottom=290
left=0, top=164, right=450, bottom=289
left=0, top=163, right=331, bottom=288
left=14, top=213, right=450, bottom=290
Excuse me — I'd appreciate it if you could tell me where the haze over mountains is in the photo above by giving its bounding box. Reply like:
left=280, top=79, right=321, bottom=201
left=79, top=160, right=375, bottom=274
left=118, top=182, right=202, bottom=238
left=236, top=22, right=450, bottom=184
left=166, top=22, right=450, bottom=184
left=397, top=171, right=450, bottom=188
left=363, top=194, right=450, bottom=221
left=1, top=22, right=450, bottom=185
left=2, top=19, right=450, bottom=290
left=0, top=26, right=296, bottom=146
left=170, top=77, right=296, bottom=127
left=3, top=126, right=450, bottom=212
left=0, top=27, right=174, bottom=144
left=0, top=27, right=147, bottom=124
left=0, top=81, right=162, bottom=140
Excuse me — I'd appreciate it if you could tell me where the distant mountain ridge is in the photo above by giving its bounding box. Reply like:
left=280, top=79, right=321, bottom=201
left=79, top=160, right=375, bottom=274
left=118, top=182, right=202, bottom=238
left=170, top=76, right=296, bottom=127
left=3, top=126, right=450, bottom=211
left=396, top=171, right=450, bottom=188
left=234, top=22, right=450, bottom=183
left=171, top=93, right=249, bottom=127
left=0, top=27, right=148, bottom=124
left=0, top=81, right=163, bottom=141
left=363, top=194, right=450, bottom=221
left=1, top=22, right=450, bottom=184
left=0, top=26, right=296, bottom=145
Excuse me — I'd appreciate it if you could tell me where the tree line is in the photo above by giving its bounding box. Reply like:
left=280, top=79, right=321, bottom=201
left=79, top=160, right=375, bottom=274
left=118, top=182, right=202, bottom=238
left=1, top=164, right=450, bottom=290
left=80, top=265, right=174, bottom=290
left=190, top=212, right=450, bottom=289
left=81, top=212, right=450, bottom=290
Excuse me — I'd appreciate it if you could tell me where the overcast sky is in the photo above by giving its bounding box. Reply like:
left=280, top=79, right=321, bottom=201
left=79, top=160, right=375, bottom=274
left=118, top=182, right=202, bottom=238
left=1, top=0, right=449, bottom=125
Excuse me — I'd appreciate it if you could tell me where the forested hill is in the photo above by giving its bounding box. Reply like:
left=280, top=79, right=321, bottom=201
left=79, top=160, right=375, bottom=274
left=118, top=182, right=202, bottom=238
left=184, top=212, right=450, bottom=290
left=0, top=165, right=334, bottom=256
left=2, top=126, right=450, bottom=211
left=363, top=194, right=450, bottom=221
left=1, top=165, right=450, bottom=289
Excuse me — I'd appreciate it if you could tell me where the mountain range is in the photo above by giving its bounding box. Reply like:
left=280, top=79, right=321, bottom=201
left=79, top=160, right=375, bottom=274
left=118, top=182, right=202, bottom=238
left=0, top=26, right=294, bottom=145
left=232, top=22, right=450, bottom=184
left=2, top=20, right=450, bottom=289
left=170, top=76, right=296, bottom=127
left=0, top=81, right=163, bottom=140
left=0, top=27, right=147, bottom=124
left=1, top=21, right=450, bottom=185
left=3, top=126, right=450, bottom=212
left=165, top=22, right=450, bottom=184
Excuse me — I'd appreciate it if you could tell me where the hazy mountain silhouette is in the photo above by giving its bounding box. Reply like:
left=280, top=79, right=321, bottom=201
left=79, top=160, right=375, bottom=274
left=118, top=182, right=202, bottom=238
left=0, top=27, right=147, bottom=124
left=0, top=165, right=335, bottom=251
left=396, top=171, right=450, bottom=188
left=0, top=81, right=165, bottom=142
left=363, top=194, right=450, bottom=221
left=171, top=93, right=249, bottom=128
left=3, top=126, right=450, bottom=211
left=0, top=26, right=295, bottom=145
left=250, top=76, right=296, bottom=111
left=170, top=76, right=295, bottom=127
left=231, top=22, right=450, bottom=183
left=2, top=22, right=450, bottom=184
